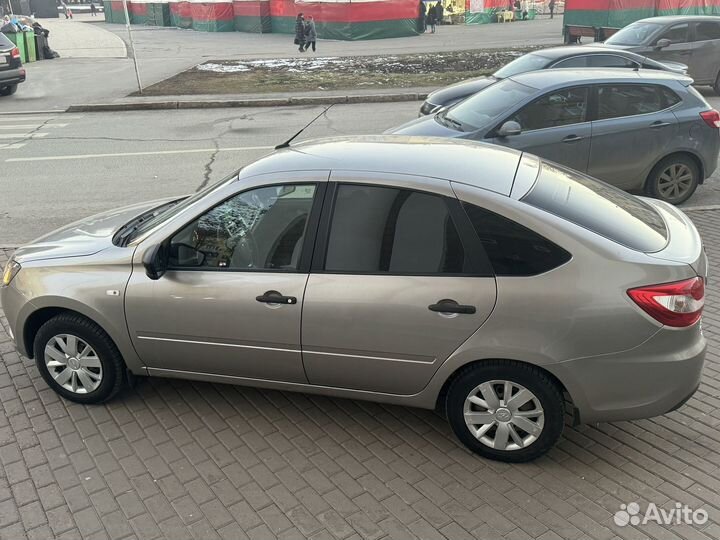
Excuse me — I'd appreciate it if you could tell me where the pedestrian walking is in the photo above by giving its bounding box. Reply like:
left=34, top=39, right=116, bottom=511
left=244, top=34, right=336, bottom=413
left=427, top=6, right=436, bottom=33
left=303, top=15, right=317, bottom=52
left=294, top=13, right=305, bottom=52
left=90, top=2, right=98, bottom=16
left=434, top=1, right=443, bottom=27
left=548, top=0, right=555, bottom=18
left=418, top=0, right=426, bottom=33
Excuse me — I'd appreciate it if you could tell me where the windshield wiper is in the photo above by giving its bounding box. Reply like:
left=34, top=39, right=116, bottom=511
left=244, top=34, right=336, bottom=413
left=115, top=201, right=180, bottom=247
left=442, top=115, right=464, bottom=131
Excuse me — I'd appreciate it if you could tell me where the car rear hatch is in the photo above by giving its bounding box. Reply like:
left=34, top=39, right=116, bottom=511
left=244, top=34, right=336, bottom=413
left=0, top=32, right=22, bottom=72
left=643, top=198, right=708, bottom=279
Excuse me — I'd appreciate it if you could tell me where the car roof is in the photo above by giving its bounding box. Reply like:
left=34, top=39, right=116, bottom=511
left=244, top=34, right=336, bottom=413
left=508, top=68, right=692, bottom=88
left=634, top=15, right=720, bottom=24
left=529, top=45, right=640, bottom=60
left=237, top=136, right=523, bottom=196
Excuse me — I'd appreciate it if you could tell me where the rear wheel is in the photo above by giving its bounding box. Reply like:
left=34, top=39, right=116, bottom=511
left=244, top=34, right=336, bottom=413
left=0, top=85, right=18, bottom=96
left=446, top=361, right=564, bottom=462
left=34, top=313, right=126, bottom=404
left=714, top=71, right=720, bottom=95
left=646, top=155, right=699, bottom=205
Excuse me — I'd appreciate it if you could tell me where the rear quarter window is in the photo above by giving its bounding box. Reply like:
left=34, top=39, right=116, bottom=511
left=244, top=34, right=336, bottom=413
left=462, top=203, right=571, bottom=276
left=521, top=162, right=668, bottom=252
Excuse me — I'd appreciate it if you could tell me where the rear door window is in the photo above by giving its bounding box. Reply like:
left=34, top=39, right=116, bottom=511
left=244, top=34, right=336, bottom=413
left=521, top=162, right=668, bottom=252
left=694, top=21, right=720, bottom=41
left=596, top=84, right=667, bottom=120
left=324, top=184, right=474, bottom=275
left=586, top=54, right=637, bottom=68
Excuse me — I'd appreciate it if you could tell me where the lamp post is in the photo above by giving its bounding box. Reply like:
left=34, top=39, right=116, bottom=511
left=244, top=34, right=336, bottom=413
left=121, top=0, right=143, bottom=94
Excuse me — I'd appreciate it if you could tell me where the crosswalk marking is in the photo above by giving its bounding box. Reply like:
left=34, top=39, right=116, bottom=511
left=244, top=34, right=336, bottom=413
left=0, top=143, right=26, bottom=150
left=0, top=133, right=49, bottom=139
left=0, top=116, right=60, bottom=123
left=0, top=124, right=68, bottom=129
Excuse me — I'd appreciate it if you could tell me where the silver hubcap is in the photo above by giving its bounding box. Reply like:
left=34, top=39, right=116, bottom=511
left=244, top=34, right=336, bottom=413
left=657, top=163, right=694, bottom=201
left=464, top=380, right=544, bottom=451
left=44, top=334, right=103, bottom=394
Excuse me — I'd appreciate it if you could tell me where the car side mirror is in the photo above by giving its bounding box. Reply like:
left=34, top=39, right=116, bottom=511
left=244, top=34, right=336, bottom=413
left=655, top=38, right=671, bottom=50
left=172, top=243, right=206, bottom=267
left=497, top=121, right=522, bottom=137
left=143, top=243, right=169, bottom=280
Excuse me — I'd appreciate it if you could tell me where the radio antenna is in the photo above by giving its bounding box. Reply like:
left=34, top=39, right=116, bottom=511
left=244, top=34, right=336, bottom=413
left=275, top=104, right=335, bottom=150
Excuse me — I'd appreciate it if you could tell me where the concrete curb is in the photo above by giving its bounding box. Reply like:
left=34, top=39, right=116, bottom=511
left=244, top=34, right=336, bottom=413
left=65, top=92, right=429, bottom=112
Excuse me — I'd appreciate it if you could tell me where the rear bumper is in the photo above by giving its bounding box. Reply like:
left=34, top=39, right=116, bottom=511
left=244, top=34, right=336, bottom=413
left=0, top=68, right=26, bottom=86
left=545, top=323, right=706, bottom=424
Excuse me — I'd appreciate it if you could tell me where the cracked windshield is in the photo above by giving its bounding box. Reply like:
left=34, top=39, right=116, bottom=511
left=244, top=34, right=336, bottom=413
left=1, top=0, right=720, bottom=538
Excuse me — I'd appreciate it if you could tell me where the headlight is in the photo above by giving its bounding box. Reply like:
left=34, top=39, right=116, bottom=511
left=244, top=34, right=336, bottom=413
left=2, top=260, right=21, bottom=286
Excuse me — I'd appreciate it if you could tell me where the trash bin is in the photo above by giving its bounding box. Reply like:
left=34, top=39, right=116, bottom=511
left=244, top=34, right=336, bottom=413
left=23, top=31, right=37, bottom=62
left=5, top=32, right=28, bottom=63
left=528, top=8, right=537, bottom=19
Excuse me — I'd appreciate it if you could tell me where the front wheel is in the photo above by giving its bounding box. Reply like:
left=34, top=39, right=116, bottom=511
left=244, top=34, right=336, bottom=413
left=0, top=85, right=18, bottom=96
left=646, top=155, right=699, bottom=205
left=446, top=361, right=564, bottom=462
left=34, top=313, right=127, bottom=404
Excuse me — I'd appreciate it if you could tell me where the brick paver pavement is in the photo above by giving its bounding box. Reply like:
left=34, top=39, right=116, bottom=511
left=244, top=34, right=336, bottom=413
left=2, top=209, right=720, bottom=540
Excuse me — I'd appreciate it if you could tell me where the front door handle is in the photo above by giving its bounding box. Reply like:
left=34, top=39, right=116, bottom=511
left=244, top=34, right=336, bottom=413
left=256, top=290, right=297, bottom=305
left=650, top=121, right=672, bottom=129
left=562, top=135, right=584, bottom=143
left=429, top=300, right=476, bottom=314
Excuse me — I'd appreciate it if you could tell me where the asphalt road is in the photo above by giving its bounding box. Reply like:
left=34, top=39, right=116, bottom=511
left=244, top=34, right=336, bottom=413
left=1, top=97, right=720, bottom=246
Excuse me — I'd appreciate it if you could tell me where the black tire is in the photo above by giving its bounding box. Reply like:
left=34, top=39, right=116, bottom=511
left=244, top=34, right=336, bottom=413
left=34, top=313, right=126, bottom=404
left=0, top=85, right=18, bottom=96
left=714, top=71, right=720, bottom=95
left=645, top=154, right=699, bottom=205
left=446, top=360, right=564, bottom=462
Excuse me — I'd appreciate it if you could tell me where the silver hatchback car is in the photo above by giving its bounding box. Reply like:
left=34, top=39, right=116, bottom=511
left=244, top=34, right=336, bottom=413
left=1, top=137, right=708, bottom=462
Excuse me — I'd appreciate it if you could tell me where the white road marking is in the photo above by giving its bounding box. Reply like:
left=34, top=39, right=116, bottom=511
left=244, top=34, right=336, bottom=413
left=0, top=116, right=60, bottom=122
left=0, top=133, right=49, bottom=139
left=0, top=124, right=68, bottom=129
left=5, top=145, right=274, bottom=162
left=0, top=143, right=25, bottom=150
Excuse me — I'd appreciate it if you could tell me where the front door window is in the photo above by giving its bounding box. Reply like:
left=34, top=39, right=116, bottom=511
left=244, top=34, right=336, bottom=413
left=169, top=184, right=316, bottom=271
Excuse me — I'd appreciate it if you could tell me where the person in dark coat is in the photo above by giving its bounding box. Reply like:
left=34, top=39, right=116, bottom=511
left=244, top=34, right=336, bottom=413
left=427, top=5, right=436, bottom=33
left=434, top=1, right=443, bottom=26
left=419, top=0, right=426, bottom=33
left=90, top=2, right=98, bottom=16
left=548, top=0, right=555, bottom=18
left=294, top=13, right=305, bottom=52
left=303, top=16, right=317, bottom=52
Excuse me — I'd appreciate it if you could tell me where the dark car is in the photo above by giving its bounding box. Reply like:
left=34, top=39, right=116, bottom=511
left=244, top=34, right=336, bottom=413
left=419, top=46, right=687, bottom=116
left=596, top=16, right=720, bottom=94
left=0, top=32, right=26, bottom=96
left=392, top=69, right=720, bottom=205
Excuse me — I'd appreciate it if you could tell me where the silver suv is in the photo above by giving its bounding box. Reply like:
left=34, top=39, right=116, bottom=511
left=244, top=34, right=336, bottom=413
left=1, top=137, right=707, bottom=462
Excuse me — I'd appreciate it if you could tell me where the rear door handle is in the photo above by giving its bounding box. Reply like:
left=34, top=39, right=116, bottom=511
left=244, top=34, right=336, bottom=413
left=429, top=300, right=476, bottom=314
left=562, top=135, right=584, bottom=143
left=256, top=290, right=297, bottom=305
left=650, top=121, right=672, bottom=129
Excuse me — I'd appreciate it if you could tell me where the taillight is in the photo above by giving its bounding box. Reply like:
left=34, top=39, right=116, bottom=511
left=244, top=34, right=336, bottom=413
left=628, top=277, right=704, bottom=327
left=700, top=109, right=720, bottom=129
left=10, top=47, right=20, bottom=59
